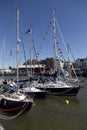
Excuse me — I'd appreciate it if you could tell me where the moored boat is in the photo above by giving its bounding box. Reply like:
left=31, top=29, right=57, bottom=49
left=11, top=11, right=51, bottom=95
left=0, top=91, right=33, bottom=114
left=0, top=8, right=33, bottom=116
left=36, top=10, right=80, bottom=96
left=18, top=81, right=46, bottom=99
left=36, top=79, right=80, bottom=96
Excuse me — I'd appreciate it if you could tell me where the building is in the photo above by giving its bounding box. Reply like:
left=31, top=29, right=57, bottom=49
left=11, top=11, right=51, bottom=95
left=75, top=58, right=87, bottom=68
left=18, top=64, right=46, bottom=75
left=75, top=58, right=87, bottom=76
left=0, top=69, right=12, bottom=74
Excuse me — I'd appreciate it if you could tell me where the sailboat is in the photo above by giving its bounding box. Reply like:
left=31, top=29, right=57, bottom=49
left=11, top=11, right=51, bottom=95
left=36, top=10, right=80, bottom=96
left=18, top=80, right=46, bottom=99
left=18, top=27, right=46, bottom=99
left=0, top=8, right=33, bottom=115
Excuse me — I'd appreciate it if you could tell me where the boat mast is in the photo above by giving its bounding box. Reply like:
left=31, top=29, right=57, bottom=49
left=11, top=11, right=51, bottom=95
left=53, top=10, right=57, bottom=72
left=53, top=10, right=61, bottom=75
left=52, top=10, right=63, bottom=79
left=16, top=8, right=20, bottom=83
left=28, top=28, right=38, bottom=76
left=0, top=37, right=6, bottom=79
left=29, top=28, right=33, bottom=77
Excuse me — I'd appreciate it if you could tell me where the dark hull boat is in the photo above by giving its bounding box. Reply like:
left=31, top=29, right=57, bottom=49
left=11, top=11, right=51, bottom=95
left=35, top=10, right=80, bottom=96
left=18, top=82, right=46, bottom=99
left=36, top=80, right=80, bottom=96
left=23, top=90, right=46, bottom=99
left=0, top=92, right=33, bottom=114
left=22, top=91, right=46, bottom=99
left=36, top=85, right=80, bottom=96
left=0, top=8, right=33, bottom=117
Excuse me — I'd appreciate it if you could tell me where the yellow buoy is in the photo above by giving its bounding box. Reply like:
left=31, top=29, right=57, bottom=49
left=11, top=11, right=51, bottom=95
left=65, top=99, right=70, bottom=104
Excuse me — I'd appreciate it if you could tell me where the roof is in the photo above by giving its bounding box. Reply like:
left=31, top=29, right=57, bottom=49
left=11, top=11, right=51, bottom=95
left=18, top=64, right=45, bottom=69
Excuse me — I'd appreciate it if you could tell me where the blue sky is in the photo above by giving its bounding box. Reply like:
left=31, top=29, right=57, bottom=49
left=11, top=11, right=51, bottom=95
left=0, top=0, right=87, bottom=68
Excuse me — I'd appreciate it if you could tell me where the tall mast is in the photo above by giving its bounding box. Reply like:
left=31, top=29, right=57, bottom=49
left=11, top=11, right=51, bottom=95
left=52, top=10, right=58, bottom=73
left=16, top=8, right=20, bottom=83
left=28, top=28, right=37, bottom=76
left=1, top=37, right=6, bottom=79
left=29, top=28, right=33, bottom=76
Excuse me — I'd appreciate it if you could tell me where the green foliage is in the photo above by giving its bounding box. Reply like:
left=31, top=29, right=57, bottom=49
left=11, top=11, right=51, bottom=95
left=39, top=57, right=54, bottom=69
left=23, top=57, right=54, bottom=69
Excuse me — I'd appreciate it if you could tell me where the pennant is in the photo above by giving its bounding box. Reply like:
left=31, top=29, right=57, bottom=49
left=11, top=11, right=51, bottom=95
left=26, top=29, right=31, bottom=33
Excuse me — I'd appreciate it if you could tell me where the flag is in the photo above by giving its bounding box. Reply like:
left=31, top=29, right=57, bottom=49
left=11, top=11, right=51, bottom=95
left=25, top=28, right=31, bottom=35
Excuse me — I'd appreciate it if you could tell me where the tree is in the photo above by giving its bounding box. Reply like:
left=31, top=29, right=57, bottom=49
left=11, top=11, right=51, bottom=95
left=9, top=66, right=12, bottom=70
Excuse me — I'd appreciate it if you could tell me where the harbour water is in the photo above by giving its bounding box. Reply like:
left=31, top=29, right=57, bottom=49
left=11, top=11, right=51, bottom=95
left=0, top=76, right=87, bottom=130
